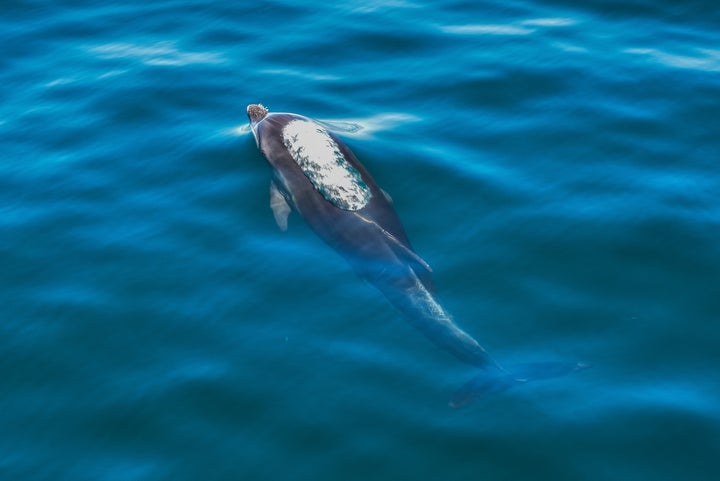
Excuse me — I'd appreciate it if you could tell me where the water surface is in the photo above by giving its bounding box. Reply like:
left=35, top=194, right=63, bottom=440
left=1, top=1, right=719, bottom=480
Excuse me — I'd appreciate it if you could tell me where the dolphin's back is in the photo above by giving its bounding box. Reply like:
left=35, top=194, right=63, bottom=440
left=257, top=112, right=494, bottom=368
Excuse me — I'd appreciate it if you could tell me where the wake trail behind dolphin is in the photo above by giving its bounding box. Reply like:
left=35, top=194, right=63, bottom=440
left=449, top=361, right=593, bottom=408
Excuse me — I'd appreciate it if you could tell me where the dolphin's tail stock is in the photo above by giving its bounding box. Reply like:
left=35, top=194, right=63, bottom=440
left=354, top=254, right=590, bottom=408
left=364, top=262, right=591, bottom=408
left=449, top=361, right=592, bottom=408
left=368, top=264, right=503, bottom=371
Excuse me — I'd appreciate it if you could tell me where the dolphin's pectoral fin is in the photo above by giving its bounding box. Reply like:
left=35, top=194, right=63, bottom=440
left=381, top=189, right=393, bottom=204
left=270, top=181, right=292, bottom=231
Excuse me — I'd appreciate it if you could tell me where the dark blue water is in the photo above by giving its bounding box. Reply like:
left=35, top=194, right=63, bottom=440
left=2, top=1, right=719, bottom=480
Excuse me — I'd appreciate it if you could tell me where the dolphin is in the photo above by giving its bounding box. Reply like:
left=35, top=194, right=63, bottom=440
left=246, top=103, right=587, bottom=405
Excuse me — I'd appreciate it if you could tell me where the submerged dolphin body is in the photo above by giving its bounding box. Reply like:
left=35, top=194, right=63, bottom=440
left=246, top=104, right=586, bottom=406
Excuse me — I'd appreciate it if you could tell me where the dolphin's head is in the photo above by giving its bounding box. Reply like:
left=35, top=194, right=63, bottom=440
left=247, top=104, right=268, bottom=146
left=247, top=104, right=268, bottom=126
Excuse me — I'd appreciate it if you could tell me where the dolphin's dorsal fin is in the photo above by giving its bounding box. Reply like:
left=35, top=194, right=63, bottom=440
left=270, top=181, right=292, bottom=231
left=354, top=213, right=432, bottom=274
left=383, top=227, right=432, bottom=273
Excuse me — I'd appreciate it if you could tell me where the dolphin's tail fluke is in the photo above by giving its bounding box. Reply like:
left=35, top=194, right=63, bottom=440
left=448, top=361, right=592, bottom=408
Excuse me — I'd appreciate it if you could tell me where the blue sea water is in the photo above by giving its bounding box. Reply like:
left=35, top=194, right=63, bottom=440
left=2, top=1, right=719, bottom=480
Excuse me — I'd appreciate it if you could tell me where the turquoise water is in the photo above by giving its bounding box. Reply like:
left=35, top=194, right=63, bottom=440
left=2, top=1, right=719, bottom=480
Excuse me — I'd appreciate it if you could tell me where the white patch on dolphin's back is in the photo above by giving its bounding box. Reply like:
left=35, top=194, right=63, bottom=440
left=282, top=119, right=372, bottom=211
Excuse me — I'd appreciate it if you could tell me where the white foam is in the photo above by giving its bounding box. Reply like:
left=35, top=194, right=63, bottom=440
left=440, top=24, right=535, bottom=36
left=89, top=42, right=225, bottom=67
left=521, top=17, right=576, bottom=27
left=626, top=48, right=720, bottom=73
